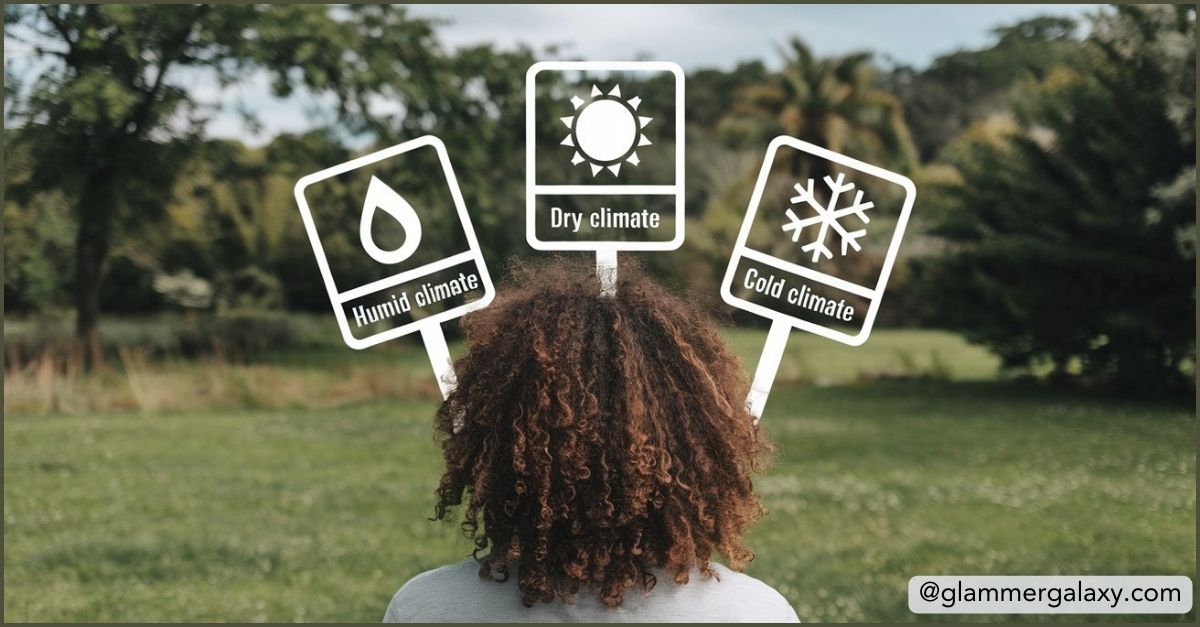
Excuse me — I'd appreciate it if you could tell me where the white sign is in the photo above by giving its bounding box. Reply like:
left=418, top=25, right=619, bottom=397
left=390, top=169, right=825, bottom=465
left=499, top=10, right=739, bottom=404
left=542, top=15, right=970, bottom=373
left=526, top=61, right=685, bottom=292
left=293, top=136, right=495, bottom=396
left=721, top=136, right=916, bottom=419
left=525, top=60, right=685, bottom=251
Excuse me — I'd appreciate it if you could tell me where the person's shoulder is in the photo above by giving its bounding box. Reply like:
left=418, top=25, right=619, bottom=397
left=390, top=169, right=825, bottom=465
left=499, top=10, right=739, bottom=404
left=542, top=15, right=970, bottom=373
left=703, top=563, right=801, bottom=623
left=383, top=559, right=483, bottom=622
left=394, top=559, right=478, bottom=595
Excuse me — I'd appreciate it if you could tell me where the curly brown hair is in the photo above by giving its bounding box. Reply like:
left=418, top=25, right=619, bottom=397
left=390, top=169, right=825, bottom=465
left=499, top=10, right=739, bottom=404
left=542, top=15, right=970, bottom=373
left=433, top=259, right=773, bottom=608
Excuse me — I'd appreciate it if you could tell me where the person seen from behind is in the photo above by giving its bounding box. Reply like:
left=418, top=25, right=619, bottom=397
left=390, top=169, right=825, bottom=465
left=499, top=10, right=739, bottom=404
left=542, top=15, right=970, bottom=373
left=384, top=261, right=799, bottom=622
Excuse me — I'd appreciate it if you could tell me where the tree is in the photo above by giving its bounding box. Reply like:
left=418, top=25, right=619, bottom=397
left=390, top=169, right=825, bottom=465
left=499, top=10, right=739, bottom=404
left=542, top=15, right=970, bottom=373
left=3, top=5, right=449, bottom=364
left=688, top=61, right=769, bottom=132
left=916, top=5, right=1196, bottom=392
left=886, top=16, right=1088, bottom=161
left=723, top=38, right=917, bottom=182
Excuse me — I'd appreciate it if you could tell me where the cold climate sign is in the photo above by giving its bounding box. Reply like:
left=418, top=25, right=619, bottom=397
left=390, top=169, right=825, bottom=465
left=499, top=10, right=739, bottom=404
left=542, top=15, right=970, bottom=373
left=293, top=136, right=495, bottom=395
left=722, top=136, right=916, bottom=419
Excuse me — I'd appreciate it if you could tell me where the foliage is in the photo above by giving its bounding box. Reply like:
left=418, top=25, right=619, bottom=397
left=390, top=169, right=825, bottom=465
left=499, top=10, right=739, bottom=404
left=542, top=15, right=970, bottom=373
left=4, top=5, right=1195, bottom=388
left=915, top=5, right=1196, bottom=392
left=886, top=16, right=1090, bottom=161
left=3, top=165, right=75, bottom=311
left=723, top=38, right=917, bottom=178
left=688, top=61, right=770, bottom=131
left=2, top=4, right=458, bottom=358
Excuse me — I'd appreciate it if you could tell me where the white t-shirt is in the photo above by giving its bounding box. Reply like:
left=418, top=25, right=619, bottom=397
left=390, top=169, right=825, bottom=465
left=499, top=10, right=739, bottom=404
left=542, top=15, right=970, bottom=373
left=383, top=558, right=800, bottom=623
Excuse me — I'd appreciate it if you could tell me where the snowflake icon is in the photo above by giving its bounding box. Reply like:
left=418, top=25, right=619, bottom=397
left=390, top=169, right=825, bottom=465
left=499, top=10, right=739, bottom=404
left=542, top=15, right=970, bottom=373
left=782, top=172, right=874, bottom=263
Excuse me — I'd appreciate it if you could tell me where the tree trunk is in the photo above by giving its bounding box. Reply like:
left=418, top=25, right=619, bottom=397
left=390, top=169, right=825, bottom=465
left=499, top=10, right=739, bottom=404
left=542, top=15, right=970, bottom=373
left=74, top=167, right=116, bottom=368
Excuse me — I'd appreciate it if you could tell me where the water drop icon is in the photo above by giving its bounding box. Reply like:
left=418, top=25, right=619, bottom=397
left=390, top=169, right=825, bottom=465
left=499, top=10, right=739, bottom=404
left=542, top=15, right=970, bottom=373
left=360, top=176, right=422, bottom=265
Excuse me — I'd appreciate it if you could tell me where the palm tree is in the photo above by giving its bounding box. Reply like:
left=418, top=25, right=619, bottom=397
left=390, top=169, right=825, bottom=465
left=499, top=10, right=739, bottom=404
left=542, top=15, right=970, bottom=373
left=729, top=38, right=917, bottom=182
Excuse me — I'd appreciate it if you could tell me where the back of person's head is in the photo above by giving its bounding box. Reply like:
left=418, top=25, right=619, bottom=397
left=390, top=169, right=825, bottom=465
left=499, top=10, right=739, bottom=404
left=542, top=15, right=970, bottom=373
left=433, top=260, right=773, bottom=607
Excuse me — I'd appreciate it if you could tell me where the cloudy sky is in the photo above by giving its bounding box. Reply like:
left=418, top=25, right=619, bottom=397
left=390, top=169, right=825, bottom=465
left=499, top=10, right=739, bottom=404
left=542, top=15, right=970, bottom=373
left=406, top=4, right=1098, bottom=69
left=7, top=4, right=1102, bottom=144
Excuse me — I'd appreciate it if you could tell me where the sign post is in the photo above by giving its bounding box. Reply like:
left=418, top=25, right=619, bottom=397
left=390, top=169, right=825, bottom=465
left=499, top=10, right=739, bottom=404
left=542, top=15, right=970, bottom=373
left=721, top=136, right=917, bottom=421
left=294, top=135, right=496, bottom=398
left=526, top=61, right=685, bottom=292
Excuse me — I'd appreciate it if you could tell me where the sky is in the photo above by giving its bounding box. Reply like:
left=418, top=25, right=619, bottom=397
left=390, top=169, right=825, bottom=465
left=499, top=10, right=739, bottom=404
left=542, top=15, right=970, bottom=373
left=405, top=4, right=1098, bottom=69
left=6, top=3, right=1103, bottom=145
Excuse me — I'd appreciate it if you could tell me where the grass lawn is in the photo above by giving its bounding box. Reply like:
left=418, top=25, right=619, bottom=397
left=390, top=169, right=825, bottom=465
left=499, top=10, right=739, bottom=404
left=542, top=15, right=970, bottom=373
left=3, top=330, right=1195, bottom=622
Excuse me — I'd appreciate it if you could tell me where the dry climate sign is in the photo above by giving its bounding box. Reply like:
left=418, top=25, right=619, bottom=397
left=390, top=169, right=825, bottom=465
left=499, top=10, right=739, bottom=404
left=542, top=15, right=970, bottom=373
left=722, top=136, right=916, bottom=420
left=526, top=60, right=685, bottom=292
left=293, top=135, right=495, bottom=396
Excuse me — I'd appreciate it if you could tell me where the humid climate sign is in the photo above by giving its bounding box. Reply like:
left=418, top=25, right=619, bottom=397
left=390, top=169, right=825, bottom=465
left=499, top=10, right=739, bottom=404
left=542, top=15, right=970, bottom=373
left=293, top=136, right=495, bottom=395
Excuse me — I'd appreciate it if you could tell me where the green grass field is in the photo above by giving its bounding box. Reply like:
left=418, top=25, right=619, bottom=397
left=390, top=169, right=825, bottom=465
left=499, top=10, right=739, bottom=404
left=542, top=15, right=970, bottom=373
left=4, top=329, right=1195, bottom=622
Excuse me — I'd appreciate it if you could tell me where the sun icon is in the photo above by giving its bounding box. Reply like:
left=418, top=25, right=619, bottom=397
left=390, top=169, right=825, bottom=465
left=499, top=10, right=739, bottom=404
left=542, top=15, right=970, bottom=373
left=560, top=84, right=652, bottom=177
